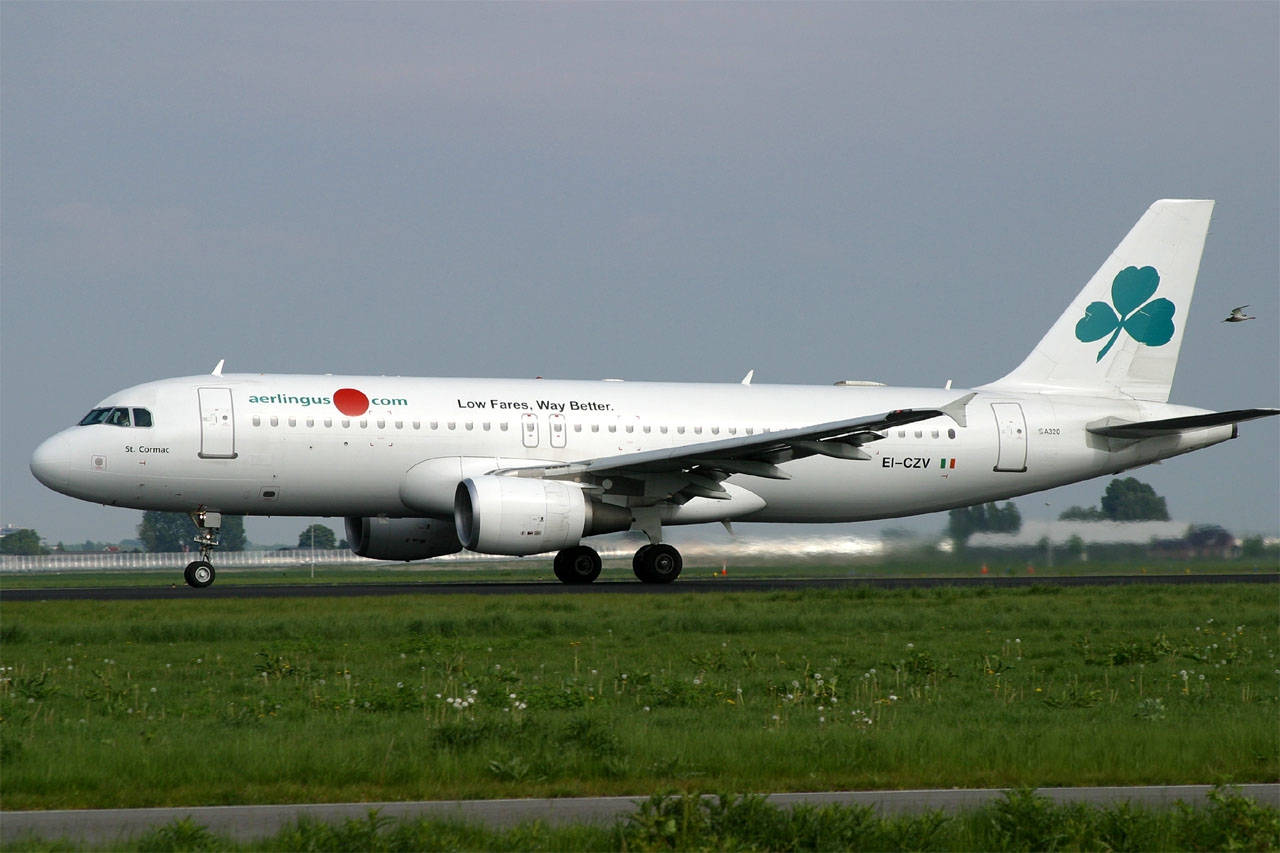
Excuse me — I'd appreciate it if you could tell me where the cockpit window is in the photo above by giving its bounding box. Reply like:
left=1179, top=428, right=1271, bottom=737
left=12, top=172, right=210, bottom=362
left=78, top=406, right=148, bottom=427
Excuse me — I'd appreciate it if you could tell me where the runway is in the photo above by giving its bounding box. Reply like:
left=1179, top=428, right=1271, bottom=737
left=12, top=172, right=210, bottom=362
left=1, top=571, right=1275, bottom=601
left=3, top=785, right=1276, bottom=844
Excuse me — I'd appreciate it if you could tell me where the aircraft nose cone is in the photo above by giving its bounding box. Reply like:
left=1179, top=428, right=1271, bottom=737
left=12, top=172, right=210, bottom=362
left=30, top=434, right=70, bottom=491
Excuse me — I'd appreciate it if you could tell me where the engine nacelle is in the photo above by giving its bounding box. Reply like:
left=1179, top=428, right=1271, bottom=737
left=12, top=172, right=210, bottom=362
left=454, top=475, right=632, bottom=556
left=345, top=516, right=463, bottom=562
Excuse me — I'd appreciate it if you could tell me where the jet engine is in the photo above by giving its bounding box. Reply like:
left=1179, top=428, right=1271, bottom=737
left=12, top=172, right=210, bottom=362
left=345, top=516, right=463, bottom=562
left=454, top=475, right=631, bottom=556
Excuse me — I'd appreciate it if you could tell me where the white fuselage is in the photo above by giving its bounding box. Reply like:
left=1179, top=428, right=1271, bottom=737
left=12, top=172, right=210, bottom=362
left=31, top=373, right=1231, bottom=528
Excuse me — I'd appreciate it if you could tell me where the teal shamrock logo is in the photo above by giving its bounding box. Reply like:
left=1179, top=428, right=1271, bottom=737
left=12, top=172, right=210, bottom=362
left=1074, top=266, right=1175, bottom=362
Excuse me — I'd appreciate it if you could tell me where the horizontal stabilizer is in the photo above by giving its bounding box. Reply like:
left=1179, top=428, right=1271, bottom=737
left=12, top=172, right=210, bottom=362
left=1087, top=408, right=1279, bottom=439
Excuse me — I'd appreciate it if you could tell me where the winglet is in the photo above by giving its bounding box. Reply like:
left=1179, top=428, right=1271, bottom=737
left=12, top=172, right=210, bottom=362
left=211, top=359, right=225, bottom=377
left=741, top=370, right=754, bottom=385
left=939, top=393, right=975, bottom=428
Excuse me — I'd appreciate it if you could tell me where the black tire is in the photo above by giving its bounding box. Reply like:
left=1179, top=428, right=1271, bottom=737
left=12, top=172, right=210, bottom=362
left=184, top=560, right=215, bottom=589
left=631, top=544, right=653, bottom=580
left=553, top=546, right=601, bottom=584
left=634, top=543, right=682, bottom=583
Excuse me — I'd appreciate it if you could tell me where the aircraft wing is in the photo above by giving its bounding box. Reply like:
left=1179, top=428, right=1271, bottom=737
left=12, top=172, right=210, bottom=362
left=496, top=394, right=973, bottom=503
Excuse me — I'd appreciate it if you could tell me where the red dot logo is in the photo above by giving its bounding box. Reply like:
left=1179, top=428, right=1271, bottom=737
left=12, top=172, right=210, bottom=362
left=333, top=388, right=369, bottom=416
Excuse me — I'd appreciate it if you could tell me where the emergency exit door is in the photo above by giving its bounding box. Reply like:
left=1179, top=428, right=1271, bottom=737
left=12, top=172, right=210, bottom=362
left=198, top=387, right=237, bottom=459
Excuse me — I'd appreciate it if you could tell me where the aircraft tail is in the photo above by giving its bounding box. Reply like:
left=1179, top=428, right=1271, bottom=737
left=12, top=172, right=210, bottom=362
left=984, top=199, right=1214, bottom=402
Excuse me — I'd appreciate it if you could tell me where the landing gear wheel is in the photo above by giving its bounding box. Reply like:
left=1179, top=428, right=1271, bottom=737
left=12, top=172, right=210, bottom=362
left=553, top=546, right=602, bottom=584
left=184, top=560, right=215, bottom=589
left=633, top=543, right=682, bottom=583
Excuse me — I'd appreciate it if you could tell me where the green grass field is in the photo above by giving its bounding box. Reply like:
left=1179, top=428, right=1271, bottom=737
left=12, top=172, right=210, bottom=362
left=1, top=583, right=1276, bottom=810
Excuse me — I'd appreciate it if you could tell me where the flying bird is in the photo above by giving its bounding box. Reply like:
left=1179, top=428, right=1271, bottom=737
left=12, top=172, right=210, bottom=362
left=1223, top=305, right=1255, bottom=322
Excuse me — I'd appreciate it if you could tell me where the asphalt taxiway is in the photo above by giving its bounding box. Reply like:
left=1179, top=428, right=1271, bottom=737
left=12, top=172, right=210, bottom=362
left=3, top=785, right=1277, bottom=845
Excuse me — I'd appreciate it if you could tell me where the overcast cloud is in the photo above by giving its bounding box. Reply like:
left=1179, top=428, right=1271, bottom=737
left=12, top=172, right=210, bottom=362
left=3, top=2, right=1276, bottom=546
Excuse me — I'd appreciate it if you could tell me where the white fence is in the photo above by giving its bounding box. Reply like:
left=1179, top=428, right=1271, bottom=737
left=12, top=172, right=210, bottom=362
left=0, top=535, right=889, bottom=574
left=0, top=548, right=514, bottom=573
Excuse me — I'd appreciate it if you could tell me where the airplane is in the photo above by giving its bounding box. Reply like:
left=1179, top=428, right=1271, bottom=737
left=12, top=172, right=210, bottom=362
left=30, top=199, right=1278, bottom=589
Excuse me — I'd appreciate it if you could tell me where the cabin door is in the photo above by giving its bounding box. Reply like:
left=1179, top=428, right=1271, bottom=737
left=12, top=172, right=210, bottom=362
left=198, top=387, right=237, bottom=459
left=991, top=403, right=1027, bottom=472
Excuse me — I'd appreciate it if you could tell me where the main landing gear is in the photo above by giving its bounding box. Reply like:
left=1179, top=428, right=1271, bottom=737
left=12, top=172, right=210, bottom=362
left=183, top=510, right=221, bottom=589
left=550, top=542, right=683, bottom=585
left=632, top=543, right=682, bottom=583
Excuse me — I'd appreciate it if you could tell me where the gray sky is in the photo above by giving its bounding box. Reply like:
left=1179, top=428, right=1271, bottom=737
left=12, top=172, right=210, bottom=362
left=3, top=2, right=1277, bottom=547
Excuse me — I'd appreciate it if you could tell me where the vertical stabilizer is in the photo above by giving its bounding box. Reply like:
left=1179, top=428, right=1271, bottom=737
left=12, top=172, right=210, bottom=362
left=984, top=199, right=1213, bottom=402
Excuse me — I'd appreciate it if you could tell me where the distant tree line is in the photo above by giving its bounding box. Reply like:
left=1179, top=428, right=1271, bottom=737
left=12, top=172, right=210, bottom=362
left=1058, top=478, right=1170, bottom=522
left=137, top=512, right=245, bottom=552
left=948, top=501, right=1022, bottom=544
left=0, top=529, right=48, bottom=555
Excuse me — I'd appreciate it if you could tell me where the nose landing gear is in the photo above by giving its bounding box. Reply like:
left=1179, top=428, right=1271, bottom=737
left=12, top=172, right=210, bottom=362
left=184, top=510, right=221, bottom=588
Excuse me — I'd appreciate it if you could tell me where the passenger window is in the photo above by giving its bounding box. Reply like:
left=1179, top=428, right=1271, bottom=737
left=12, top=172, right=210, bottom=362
left=270, top=416, right=279, bottom=427
left=307, top=418, right=315, bottom=428
left=660, top=425, right=668, bottom=434
left=608, top=425, right=616, bottom=433
left=377, top=419, right=386, bottom=429
left=591, top=424, right=599, bottom=433
left=694, top=426, right=703, bottom=435
left=625, top=425, right=634, bottom=433
left=288, top=417, right=297, bottom=427
left=499, top=422, right=508, bottom=431
left=395, top=421, right=403, bottom=429
left=447, top=421, right=456, bottom=430
left=465, top=421, right=474, bottom=430
left=483, top=422, right=491, bottom=431
left=430, top=421, right=439, bottom=430
left=324, top=419, right=333, bottom=428
left=931, top=430, right=939, bottom=439
left=253, top=416, right=262, bottom=427
left=677, top=426, right=686, bottom=434
left=643, top=425, right=651, bottom=433
left=412, top=421, right=420, bottom=430
left=574, top=424, right=582, bottom=432
left=914, top=430, right=922, bottom=438
left=132, top=408, right=153, bottom=428
left=359, top=419, right=368, bottom=429
left=342, top=419, right=351, bottom=428
left=897, top=430, right=906, bottom=438
left=948, top=429, right=956, bottom=439
left=711, top=426, right=720, bottom=435
left=728, top=427, right=737, bottom=435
